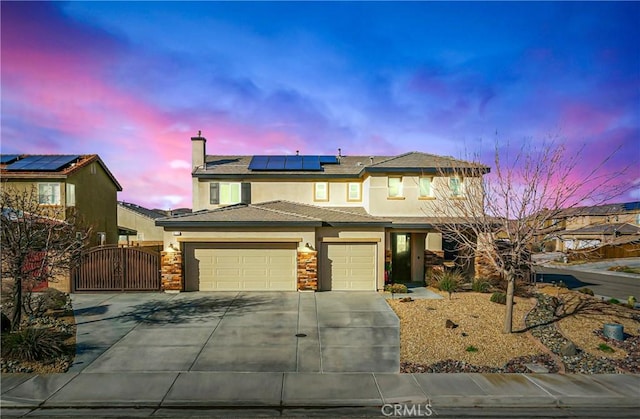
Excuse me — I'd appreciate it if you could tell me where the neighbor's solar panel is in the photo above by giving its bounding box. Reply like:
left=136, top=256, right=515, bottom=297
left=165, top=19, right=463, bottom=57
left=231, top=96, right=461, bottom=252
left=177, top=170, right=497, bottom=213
left=0, top=155, right=21, bottom=164
left=6, top=155, right=80, bottom=171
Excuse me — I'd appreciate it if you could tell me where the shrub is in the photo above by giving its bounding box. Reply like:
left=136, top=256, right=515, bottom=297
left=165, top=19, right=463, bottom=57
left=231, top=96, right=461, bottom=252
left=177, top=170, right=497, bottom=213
left=557, top=280, right=568, bottom=289
left=597, top=343, right=614, bottom=353
left=471, top=279, right=490, bottom=293
left=384, top=283, right=408, bottom=294
left=578, top=288, right=594, bottom=296
left=608, top=298, right=620, bottom=305
left=465, top=345, right=478, bottom=352
left=1, top=327, right=65, bottom=361
left=435, top=270, right=462, bottom=299
left=490, top=292, right=507, bottom=305
left=628, top=296, right=637, bottom=307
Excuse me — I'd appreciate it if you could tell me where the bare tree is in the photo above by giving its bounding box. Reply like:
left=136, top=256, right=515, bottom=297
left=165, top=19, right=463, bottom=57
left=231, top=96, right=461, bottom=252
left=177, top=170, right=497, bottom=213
left=424, top=138, right=628, bottom=333
left=1, top=185, right=90, bottom=330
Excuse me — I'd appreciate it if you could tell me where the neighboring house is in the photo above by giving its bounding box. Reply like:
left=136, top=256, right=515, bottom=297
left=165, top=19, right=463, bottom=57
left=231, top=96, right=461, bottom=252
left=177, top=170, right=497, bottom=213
left=156, top=134, right=488, bottom=292
left=118, top=201, right=192, bottom=246
left=1, top=154, right=122, bottom=246
left=540, top=202, right=640, bottom=252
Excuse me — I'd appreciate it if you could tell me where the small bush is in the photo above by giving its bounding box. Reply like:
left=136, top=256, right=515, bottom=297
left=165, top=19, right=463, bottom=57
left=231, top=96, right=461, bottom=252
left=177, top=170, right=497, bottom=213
left=1, top=327, right=65, bottom=361
left=384, top=283, right=408, bottom=294
left=608, top=298, right=620, bottom=305
left=490, top=292, right=507, bottom=305
left=465, top=345, right=478, bottom=352
left=628, top=296, right=637, bottom=307
left=578, top=288, right=594, bottom=296
left=597, top=343, right=615, bottom=353
left=436, top=270, right=463, bottom=299
left=557, top=280, right=568, bottom=289
left=471, top=279, right=490, bottom=293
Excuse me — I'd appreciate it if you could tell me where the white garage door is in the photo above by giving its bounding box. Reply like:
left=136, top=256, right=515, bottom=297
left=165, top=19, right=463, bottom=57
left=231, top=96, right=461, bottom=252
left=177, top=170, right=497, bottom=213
left=323, top=243, right=377, bottom=291
left=194, top=243, right=296, bottom=291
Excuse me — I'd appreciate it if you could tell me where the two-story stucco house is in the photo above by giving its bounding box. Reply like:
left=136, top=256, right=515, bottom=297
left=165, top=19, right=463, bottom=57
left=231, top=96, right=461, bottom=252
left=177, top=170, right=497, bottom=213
left=156, top=135, right=488, bottom=292
left=1, top=154, right=122, bottom=246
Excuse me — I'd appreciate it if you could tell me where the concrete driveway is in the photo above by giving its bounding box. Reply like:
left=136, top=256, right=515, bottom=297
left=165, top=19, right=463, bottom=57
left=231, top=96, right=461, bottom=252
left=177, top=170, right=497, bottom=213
left=70, top=291, right=399, bottom=374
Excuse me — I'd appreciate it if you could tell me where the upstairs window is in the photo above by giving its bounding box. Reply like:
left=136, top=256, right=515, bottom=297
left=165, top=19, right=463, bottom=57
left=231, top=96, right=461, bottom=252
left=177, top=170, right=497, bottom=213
left=449, top=177, right=464, bottom=197
left=38, top=183, right=61, bottom=205
left=419, top=177, right=433, bottom=198
left=388, top=177, right=402, bottom=198
left=347, top=182, right=361, bottom=201
left=314, top=182, right=329, bottom=201
left=210, top=182, right=250, bottom=205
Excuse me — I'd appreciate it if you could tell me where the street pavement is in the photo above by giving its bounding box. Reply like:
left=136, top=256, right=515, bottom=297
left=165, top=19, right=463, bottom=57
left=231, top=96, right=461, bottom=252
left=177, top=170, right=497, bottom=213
left=534, top=257, right=640, bottom=300
left=1, top=290, right=639, bottom=417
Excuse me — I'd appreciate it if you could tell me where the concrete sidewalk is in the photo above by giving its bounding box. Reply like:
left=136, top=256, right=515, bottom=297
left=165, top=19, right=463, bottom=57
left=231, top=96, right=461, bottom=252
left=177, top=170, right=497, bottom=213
left=1, top=372, right=639, bottom=417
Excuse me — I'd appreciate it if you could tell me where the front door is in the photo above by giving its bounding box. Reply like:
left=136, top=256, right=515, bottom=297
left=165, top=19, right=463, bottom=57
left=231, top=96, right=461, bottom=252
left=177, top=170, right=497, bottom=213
left=391, top=233, right=411, bottom=283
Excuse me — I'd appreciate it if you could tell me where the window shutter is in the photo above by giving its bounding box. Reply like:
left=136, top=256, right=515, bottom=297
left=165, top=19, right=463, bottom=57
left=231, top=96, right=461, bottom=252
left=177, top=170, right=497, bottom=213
left=210, top=182, right=220, bottom=204
left=241, top=182, right=251, bottom=204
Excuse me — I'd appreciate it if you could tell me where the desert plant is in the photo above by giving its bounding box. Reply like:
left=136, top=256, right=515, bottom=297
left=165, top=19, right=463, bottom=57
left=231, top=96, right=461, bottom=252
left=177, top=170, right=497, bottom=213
left=608, top=298, right=620, bottom=305
left=471, top=279, right=490, bottom=293
left=490, top=292, right=507, bottom=305
left=384, top=283, right=408, bottom=294
left=465, top=345, right=478, bottom=352
left=435, top=270, right=462, bottom=299
left=1, top=327, right=65, bottom=361
left=628, top=296, right=637, bottom=307
left=597, top=343, right=614, bottom=353
left=578, top=288, right=594, bottom=296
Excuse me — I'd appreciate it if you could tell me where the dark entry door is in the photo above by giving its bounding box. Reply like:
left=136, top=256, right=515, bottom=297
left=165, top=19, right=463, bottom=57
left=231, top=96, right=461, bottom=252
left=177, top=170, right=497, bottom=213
left=391, top=233, right=411, bottom=283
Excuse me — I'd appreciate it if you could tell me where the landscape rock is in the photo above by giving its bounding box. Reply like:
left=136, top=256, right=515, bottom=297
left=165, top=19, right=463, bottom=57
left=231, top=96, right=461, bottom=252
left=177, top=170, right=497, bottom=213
left=445, top=319, right=458, bottom=329
left=560, top=342, right=577, bottom=356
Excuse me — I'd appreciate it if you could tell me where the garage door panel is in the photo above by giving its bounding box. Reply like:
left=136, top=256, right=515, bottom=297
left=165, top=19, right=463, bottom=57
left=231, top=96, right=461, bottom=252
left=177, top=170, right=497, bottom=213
left=193, top=244, right=296, bottom=291
left=324, top=243, right=377, bottom=291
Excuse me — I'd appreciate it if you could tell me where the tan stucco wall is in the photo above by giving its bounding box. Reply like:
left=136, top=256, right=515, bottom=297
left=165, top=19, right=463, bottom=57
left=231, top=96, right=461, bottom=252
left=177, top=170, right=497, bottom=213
left=193, top=174, right=483, bottom=218
left=117, top=206, right=164, bottom=242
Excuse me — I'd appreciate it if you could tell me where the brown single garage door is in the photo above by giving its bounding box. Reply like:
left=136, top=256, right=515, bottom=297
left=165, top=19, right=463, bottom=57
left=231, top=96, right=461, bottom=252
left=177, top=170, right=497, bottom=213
left=321, top=242, right=377, bottom=291
left=185, top=242, right=297, bottom=291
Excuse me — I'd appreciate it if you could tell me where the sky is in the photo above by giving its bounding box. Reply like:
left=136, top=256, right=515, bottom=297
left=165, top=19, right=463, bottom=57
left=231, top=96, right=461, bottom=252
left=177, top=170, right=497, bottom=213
left=1, top=1, right=639, bottom=210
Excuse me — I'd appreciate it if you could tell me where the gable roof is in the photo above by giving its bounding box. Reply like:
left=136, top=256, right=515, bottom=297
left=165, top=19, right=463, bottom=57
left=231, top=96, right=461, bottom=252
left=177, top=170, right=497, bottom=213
left=193, top=152, right=488, bottom=179
left=156, top=200, right=388, bottom=228
left=0, top=154, right=122, bottom=191
left=557, top=201, right=640, bottom=218
left=118, top=201, right=168, bottom=219
left=559, top=223, right=640, bottom=236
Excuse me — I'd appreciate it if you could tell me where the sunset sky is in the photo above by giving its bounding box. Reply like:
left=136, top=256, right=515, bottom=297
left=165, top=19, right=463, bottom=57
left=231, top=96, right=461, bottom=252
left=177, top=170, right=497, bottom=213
left=2, top=1, right=638, bottom=210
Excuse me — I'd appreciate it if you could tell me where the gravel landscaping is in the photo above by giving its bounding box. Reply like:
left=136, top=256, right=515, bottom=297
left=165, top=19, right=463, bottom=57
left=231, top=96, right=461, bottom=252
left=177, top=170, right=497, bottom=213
left=388, top=286, right=640, bottom=374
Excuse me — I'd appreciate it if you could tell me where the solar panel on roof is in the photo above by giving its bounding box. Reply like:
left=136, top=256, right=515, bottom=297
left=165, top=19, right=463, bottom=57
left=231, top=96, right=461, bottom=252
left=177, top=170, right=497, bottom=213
left=266, top=156, right=286, bottom=170
left=248, top=156, right=269, bottom=170
left=248, top=155, right=325, bottom=171
left=6, top=155, right=80, bottom=171
left=318, top=155, right=339, bottom=164
left=284, top=156, right=303, bottom=170
left=302, top=156, right=322, bottom=170
left=0, top=155, right=20, bottom=164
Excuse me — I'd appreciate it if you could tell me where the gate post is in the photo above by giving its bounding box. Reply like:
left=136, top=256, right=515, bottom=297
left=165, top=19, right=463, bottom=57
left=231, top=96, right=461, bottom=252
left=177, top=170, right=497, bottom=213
left=161, top=249, right=183, bottom=291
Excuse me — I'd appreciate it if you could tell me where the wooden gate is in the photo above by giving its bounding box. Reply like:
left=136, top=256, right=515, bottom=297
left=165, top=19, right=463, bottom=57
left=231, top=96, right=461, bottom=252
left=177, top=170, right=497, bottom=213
left=73, top=245, right=160, bottom=292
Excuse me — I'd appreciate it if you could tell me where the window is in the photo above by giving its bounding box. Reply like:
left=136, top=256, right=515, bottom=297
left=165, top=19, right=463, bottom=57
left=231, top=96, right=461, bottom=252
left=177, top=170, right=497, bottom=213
left=219, top=182, right=241, bottom=205
left=449, top=177, right=464, bottom=197
left=388, top=177, right=402, bottom=198
left=419, top=177, right=433, bottom=198
left=315, top=182, right=329, bottom=201
left=38, top=183, right=61, bottom=205
left=347, top=182, right=361, bottom=201
left=210, top=182, right=250, bottom=205
left=65, top=184, right=76, bottom=206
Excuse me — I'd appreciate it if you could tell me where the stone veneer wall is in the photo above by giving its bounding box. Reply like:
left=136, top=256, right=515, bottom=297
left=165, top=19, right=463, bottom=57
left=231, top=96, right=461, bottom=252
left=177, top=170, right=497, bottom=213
left=297, top=250, right=318, bottom=291
left=161, top=250, right=183, bottom=291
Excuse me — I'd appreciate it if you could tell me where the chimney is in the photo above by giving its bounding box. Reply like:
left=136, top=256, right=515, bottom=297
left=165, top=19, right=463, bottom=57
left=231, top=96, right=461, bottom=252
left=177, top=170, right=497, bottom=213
left=191, top=130, right=206, bottom=170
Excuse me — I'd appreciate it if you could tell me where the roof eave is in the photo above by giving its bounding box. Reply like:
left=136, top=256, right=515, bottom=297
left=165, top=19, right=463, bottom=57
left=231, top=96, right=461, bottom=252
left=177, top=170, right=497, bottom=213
left=155, top=220, right=322, bottom=228
left=193, top=173, right=363, bottom=180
